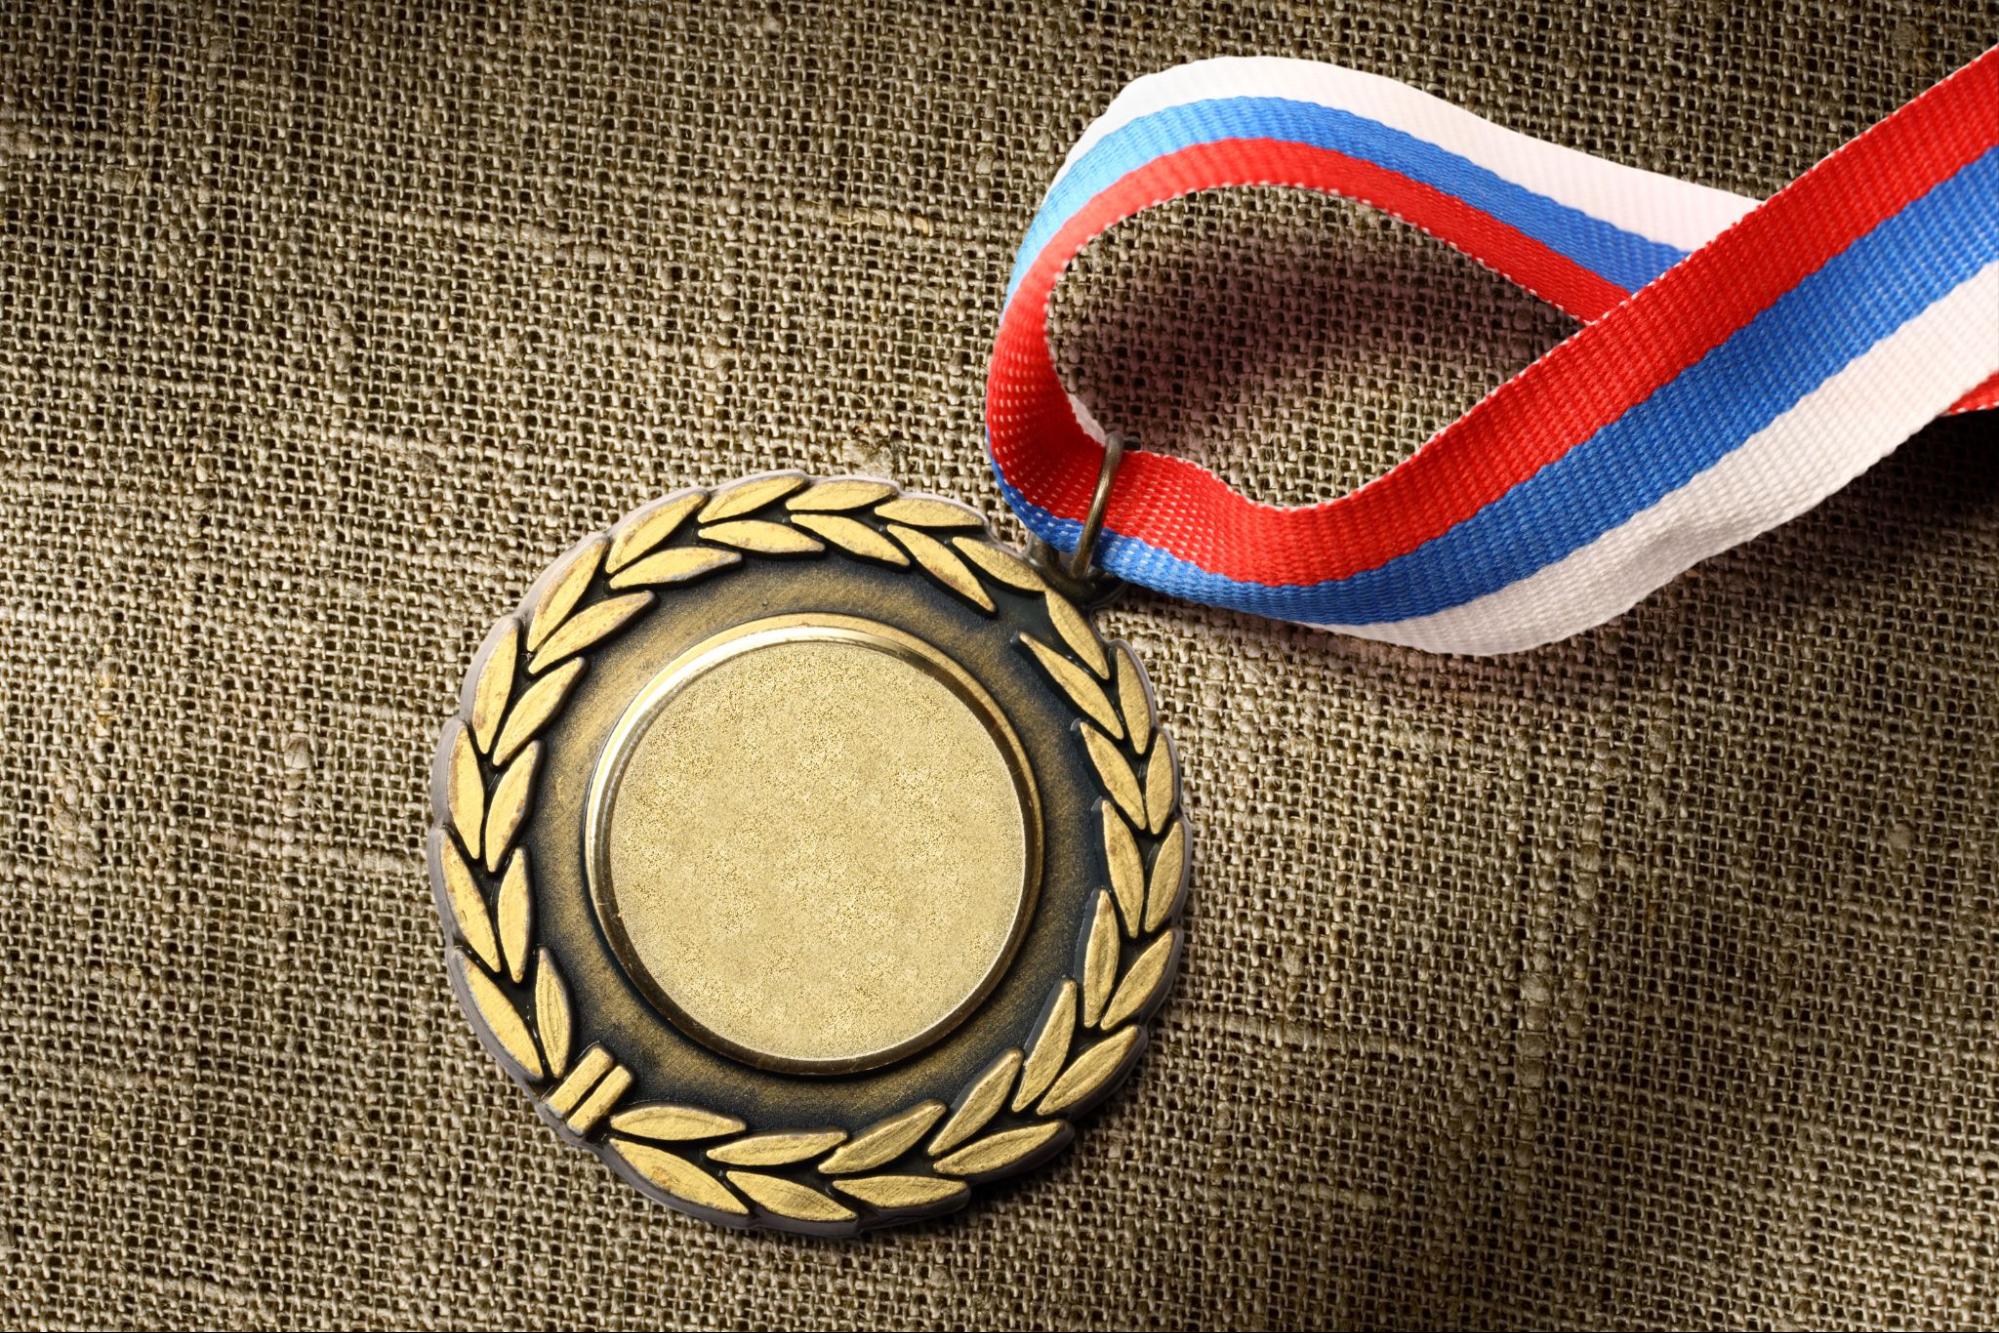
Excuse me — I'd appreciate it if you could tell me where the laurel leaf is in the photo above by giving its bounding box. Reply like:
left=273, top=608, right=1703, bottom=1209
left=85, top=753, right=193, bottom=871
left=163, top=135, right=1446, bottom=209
left=1103, top=806, right=1144, bottom=936
left=534, top=949, right=571, bottom=1079
left=1021, top=633, right=1121, bottom=737
left=606, top=492, right=703, bottom=572
left=831, top=1174, right=969, bottom=1211
left=1145, top=735, right=1176, bottom=835
left=786, top=478, right=896, bottom=512
left=609, top=1141, right=747, bottom=1216
left=1114, top=644, right=1152, bottom=756
left=725, top=1171, right=856, bottom=1223
left=496, top=849, right=531, bottom=983
left=608, top=1104, right=748, bottom=1142
left=1045, top=590, right=1107, bottom=678
left=1145, top=818, right=1188, bottom=933
left=954, top=538, right=1045, bottom=592
left=608, top=545, right=741, bottom=589
left=468, top=624, right=518, bottom=755
left=438, top=835, right=500, bottom=974
left=526, top=539, right=605, bottom=653
left=699, top=473, right=805, bottom=522
left=1102, top=929, right=1177, bottom=1030
left=452, top=950, right=542, bottom=1080
left=1082, top=724, right=1145, bottom=827
left=1080, top=890, right=1119, bottom=1027
left=927, top=1049, right=1022, bottom=1156
left=888, top=524, right=995, bottom=612
left=707, top=1130, right=847, bottom=1167
left=481, top=741, right=539, bottom=874
left=699, top=519, right=824, bottom=556
left=874, top=496, right=984, bottom=529
left=1014, top=981, right=1077, bottom=1112
left=491, top=659, right=583, bottom=767
left=790, top=513, right=908, bottom=565
left=527, top=592, right=652, bottom=674
left=445, top=722, right=483, bottom=862
left=1038, top=1026, right=1141, bottom=1116
left=933, top=1122, right=1069, bottom=1179
left=817, top=1102, right=947, bottom=1175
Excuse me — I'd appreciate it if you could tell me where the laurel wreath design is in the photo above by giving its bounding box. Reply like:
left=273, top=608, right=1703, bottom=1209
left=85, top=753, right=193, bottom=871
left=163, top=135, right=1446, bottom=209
left=430, top=472, right=1187, bottom=1230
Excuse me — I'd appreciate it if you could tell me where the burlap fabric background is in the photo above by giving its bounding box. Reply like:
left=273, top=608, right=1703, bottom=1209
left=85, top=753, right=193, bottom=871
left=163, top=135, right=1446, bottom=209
left=3, top=2, right=1995, bottom=1328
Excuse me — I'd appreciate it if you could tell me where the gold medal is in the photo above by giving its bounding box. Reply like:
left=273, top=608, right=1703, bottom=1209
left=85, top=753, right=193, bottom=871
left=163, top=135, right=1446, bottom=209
left=428, top=470, right=1187, bottom=1234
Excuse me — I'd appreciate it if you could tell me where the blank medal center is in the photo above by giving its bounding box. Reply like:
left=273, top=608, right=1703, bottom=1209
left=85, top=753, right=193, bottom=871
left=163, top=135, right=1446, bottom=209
left=597, top=625, right=1035, bottom=1073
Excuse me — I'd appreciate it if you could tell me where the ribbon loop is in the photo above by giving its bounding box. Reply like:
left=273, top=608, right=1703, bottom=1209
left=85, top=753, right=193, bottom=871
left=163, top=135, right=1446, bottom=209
left=987, top=51, right=1999, bottom=653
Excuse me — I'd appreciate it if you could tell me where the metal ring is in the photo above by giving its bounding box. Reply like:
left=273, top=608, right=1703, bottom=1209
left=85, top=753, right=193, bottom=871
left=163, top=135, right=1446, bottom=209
left=1065, top=432, right=1126, bottom=583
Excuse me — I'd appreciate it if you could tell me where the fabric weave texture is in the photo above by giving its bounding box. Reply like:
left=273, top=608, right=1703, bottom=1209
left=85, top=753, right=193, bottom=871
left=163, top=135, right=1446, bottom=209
left=1, top=2, right=1994, bottom=1328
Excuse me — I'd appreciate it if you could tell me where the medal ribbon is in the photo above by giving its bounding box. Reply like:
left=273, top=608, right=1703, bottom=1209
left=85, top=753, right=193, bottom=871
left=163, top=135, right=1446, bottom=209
left=987, top=50, right=1999, bottom=653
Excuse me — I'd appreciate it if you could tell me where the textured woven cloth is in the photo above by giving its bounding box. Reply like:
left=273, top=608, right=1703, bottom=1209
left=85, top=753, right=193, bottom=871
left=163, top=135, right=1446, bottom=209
left=3, top=2, right=1995, bottom=1328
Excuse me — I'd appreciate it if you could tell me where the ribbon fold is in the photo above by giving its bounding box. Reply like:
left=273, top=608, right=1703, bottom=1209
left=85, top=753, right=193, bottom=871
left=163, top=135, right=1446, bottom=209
left=987, top=51, right=1999, bottom=653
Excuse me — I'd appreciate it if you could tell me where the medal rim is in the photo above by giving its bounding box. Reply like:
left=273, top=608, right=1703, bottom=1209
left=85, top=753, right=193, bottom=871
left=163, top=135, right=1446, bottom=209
left=428, top=471, right=1191, bottom=1236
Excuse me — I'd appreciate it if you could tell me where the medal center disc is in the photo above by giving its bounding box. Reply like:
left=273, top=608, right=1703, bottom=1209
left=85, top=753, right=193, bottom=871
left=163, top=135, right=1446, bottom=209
left=585, top=614, right=1041, bottom=1075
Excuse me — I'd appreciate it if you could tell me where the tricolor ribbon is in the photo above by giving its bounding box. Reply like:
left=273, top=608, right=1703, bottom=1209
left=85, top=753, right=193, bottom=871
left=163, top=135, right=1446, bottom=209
left=987, top=50, right=1999, bottom=653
